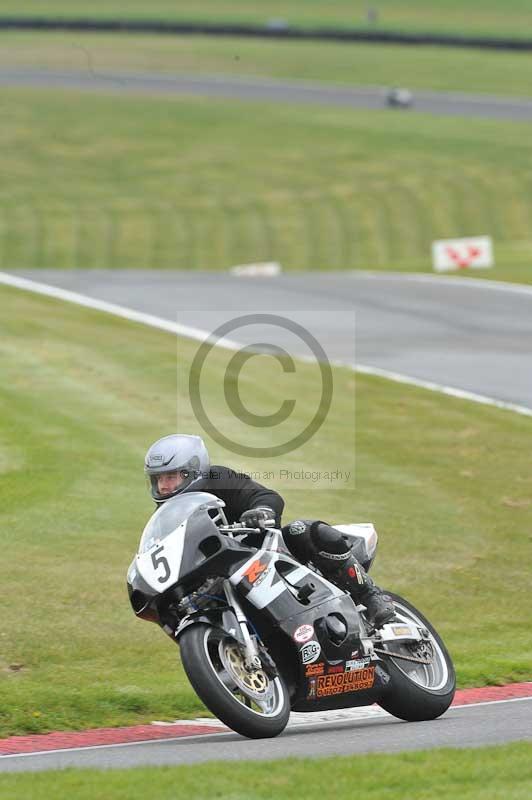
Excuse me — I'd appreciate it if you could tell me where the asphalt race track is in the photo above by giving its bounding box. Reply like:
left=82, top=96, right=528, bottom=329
left=3, top=68, right=532, bottom=121
left=3, top=43, right=532, bottom=776
left=1, top=269, right=532, bottom=771
left=8, top=269, right=532, bottom=410
left=1, top=700, right=531, bottom=773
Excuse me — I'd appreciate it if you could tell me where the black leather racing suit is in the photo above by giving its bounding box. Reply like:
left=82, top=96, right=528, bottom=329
left=181, top=465, right=284, bottom=525
left=181, top=467, right=358, bottom=581
left=180, top=466, right=394, bottom=625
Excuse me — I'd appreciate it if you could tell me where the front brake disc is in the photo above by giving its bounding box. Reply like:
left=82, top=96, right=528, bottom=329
left=218, top=641, right=274, bottom=701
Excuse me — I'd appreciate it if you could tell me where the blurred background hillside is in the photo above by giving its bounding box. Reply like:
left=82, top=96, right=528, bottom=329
left=1, top=2, right=532, bottom=280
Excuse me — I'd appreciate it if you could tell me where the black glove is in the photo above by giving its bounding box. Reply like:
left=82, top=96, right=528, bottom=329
left=239, top=507, right=275, bottom=529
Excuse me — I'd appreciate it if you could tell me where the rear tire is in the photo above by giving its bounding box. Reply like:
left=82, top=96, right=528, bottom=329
left=377, top=592, right=456, bottom=721
left=179, top=624, right=290, bottom=739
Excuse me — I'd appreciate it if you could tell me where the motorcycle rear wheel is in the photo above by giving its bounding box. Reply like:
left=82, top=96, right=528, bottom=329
left=377, top=592, right=456, bottom=721
left=179, top=623, right=290, bottom=739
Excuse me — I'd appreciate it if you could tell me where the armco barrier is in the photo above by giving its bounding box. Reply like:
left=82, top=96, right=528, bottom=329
left=2, top=17, right=532, bottom=51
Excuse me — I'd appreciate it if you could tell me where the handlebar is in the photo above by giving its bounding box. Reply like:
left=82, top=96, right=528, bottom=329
left=219, top=520, right=277, bottom=535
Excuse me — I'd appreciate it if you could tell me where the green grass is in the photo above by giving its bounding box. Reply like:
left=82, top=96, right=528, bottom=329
left=3, top=0, right=532, bottom=39
left=3, top=32, right=532, bottom=98
left=2, top=86, right=532, bottom=282
left=1, top=744, right=532, bottom=799
left=0, top=285, right=531, bottom=737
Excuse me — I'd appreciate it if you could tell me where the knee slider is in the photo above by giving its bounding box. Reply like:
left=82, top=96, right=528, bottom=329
left=309, top=521, right=351, bottom=571
left=310, top=521, right=350, bottom=556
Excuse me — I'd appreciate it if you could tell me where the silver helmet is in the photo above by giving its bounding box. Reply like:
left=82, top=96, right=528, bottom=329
left=144, top=434, right=210, bottom=504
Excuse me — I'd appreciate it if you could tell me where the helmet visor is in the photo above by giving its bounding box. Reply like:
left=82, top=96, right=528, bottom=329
left=146, top=469, right=191, bottom=501
left=144, top=452, right=203, bottom=503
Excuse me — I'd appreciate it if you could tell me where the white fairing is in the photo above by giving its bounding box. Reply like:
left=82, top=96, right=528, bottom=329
left=230, top=551, right=287, bottom=609
left=333, top=523, right=378, bottom=561
left=136, top=520, right=187, bottom=591
left=230, top=548, right=344, bottom=610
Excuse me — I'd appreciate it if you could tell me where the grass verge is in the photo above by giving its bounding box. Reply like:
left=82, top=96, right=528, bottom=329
left=2, top=32, right=532, bottom=98
left=0, top=284, right=531, bottom=737
left=1, top=743, right=532, bottom=799
left=2, top=87, right=532, bottom=281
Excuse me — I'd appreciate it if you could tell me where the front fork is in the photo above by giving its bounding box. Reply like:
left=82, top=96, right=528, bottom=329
left=223, top=579, right=262, bottom=671
left=168, top=582, right=268, bottom=674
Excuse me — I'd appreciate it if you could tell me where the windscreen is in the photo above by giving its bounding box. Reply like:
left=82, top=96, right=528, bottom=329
left=139, top=492, right=224, bottom=553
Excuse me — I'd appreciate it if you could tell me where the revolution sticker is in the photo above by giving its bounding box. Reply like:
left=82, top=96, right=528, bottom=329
left=316, top=667, right=375, bottom=697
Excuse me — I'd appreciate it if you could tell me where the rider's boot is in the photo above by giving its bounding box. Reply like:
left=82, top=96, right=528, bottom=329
left=333, top=555, right=396, bottom=628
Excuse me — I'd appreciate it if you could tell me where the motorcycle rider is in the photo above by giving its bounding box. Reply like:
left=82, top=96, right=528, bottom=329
left=144, top=433, right=395, bottom=628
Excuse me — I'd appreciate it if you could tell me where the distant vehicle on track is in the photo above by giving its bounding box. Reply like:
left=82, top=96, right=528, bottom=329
left=387, top=87, right=413, bottom=108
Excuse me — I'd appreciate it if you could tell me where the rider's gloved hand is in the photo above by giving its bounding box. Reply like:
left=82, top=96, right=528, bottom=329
left=240, top=507, right=275, bottom=530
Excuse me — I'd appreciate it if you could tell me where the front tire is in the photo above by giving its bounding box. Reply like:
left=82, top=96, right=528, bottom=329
left=377, top=592, right=456, bottom=721
left=179, top=624, right=290, bottom=739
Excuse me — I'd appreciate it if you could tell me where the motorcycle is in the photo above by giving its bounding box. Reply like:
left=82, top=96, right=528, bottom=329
left=127, top=491, right=456, bottom=739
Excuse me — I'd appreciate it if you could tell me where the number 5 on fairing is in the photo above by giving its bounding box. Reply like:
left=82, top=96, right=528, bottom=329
left=151, top=546, right=170, bottom=583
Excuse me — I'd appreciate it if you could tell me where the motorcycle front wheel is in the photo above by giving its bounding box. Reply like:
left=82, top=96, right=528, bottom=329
left=377, top=592, right=456, bottom=721
left=179, top=624, right=291, bottom=739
